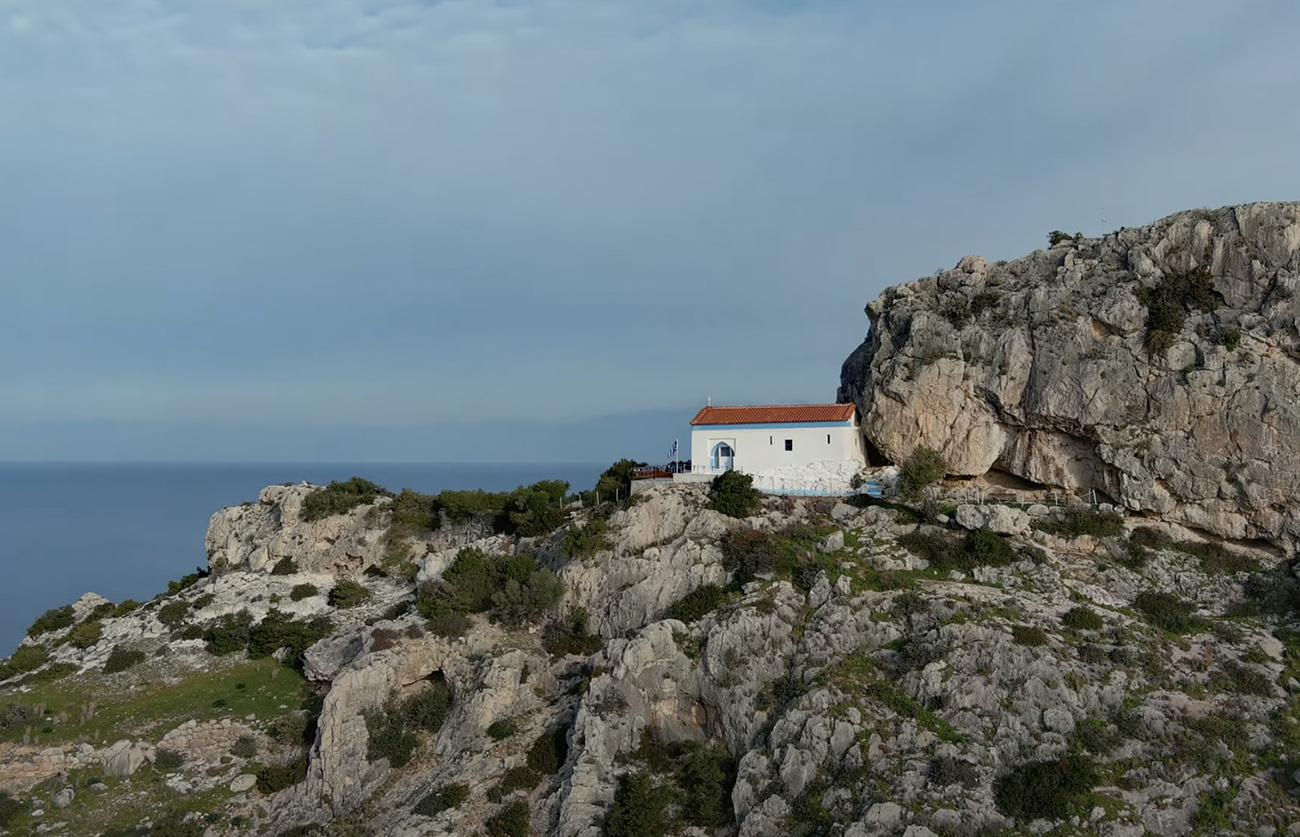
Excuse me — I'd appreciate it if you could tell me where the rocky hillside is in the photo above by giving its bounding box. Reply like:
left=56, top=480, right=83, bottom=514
left=838, top=202, right=1300, bottom=550
left=3, top=472, right=1300, bottom=837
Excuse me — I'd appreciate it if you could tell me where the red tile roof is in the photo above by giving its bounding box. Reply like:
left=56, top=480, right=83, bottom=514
left=690, top=404, right=857, bottom=426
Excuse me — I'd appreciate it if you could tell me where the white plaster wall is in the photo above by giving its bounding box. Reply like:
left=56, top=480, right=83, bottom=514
left=690, top=423, right=865, bottom=473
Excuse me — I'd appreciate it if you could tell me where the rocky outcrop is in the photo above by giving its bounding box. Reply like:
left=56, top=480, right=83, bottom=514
left=839, top=202, right=1300, bottom=547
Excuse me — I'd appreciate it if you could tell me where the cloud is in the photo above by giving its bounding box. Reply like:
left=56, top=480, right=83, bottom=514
left=2, top=0, right=1299, bottom=456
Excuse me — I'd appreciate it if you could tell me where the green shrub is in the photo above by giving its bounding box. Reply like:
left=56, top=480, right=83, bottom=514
left=386, top=488, right=443, bottom=537
left=993, top=755, right=1097, bottom=820
left=0, top=645, right=49, bottom=682
left=418, top=548, right=501, bottom=616
left=27, top=605, right=75, bottom=637
left=666, top=585, right=727, bottom=624
left=270, top=557, right=298, bottom=575
left=289, top=583, right=319, bottom=601
left=204, top=609, right=255, bottom=655
left=1216, top=327, right=1242, bottom=351
left=1211, top=660, right=1273, bottom=697
left=897, top=527, right=1015, bottom=572
left=707, top=471, right=761, bottom=518
left=602, top=771, right=674, bottom=837
left=1071, top=718, right=1117, bottom=755
left=0, top=792, right=19, bottom=828
left=270, top=712, right=311, bottom=746
left=719, top=529, right=785, bottom=583
left=527, top=726, right=570, bottom=775
left=675, top=744, right=736, bottom=827
left=927, top=756, right=978, bottom=788
left=542, top=608, right=604, bottom=657
left=1047, top=230, right=1072, bottom=246
left=1241, top=564, right=1300, bottom=616
left=1139, top=266, right=1218, bottom=356
left=492, top=559, right=564, bottom=626
left=103, top=646, right=147, bottom=674
left=486, top=801, right=531, bottom=837
left=1133, top=591, right=1202, bottom=634
left=302, top=477, right=393, bottom=521
left=487, top=719, right=518, bottom=741
left=254, top=755, right=308, bottom=793
left=1012, top=625, right=1048, bottom=647
left=1061, top=606, right=1103, bottom=631
left=900, top=447, right=946, bottom=499
left=166, top=567, right=209, bottom=594
left=413, top=783, right=470, bottom=817
left=366, top=709, right=418, bottom=768
left=154, top=748, right=185, bottom=770
left=114, top=599, right=142, bottom=617
left=563, top=517, right=610, bottom=558
left=246, top=610, right=333, bottom=667
left=65, top=619, right=103, bottom=649
left=426, top=612, right=471, bottom=638
left=591, top=459, right=646, bottom=502
left=157, top=600, right=190, bottom=628
left=403, top=677, right=453, bottom=733
left=327, top=578, right=372, bottom=609
left=499, top=481, right=568, bottom=537
left=231, top=735, right=259, bottom=758
left=1035, top=507, right=1124, bottom=538
left=488, top=765, right=540, bottom=802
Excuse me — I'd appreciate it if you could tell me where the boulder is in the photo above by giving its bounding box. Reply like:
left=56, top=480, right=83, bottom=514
left=953, top=504, right=1030, bottom=536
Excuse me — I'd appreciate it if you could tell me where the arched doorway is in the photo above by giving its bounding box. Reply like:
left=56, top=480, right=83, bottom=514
left=710, top=442, right=734, bottom=471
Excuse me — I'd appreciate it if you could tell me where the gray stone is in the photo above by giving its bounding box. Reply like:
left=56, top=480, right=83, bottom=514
left=230, top=774, right=258, bottom=793
left=53, top=787, right=74, bottom=809
left=818, top=531, right=845, bottom=553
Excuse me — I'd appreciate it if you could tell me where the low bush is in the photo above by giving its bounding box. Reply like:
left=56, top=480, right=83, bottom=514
left=254, top=755, right=308, bottom=793
left=231, top=735, right=259, bottom=758
left=666, top=585, right=727, bottom=624
left=542, top=608, right=604, bottom=657
left=302, top=477, right=393, bottom=521
left=0, top=645, right=49, bottom=682
left=0, top=703, right=37, bottom=732
left=719, top=529, right=787, bottom=583
left=707, top=471, right=761, bottom=518
left=65, top=619, right=103, bottom=649
left=486, top=801, right=531, bottom=837
left=927, top=755, right=978, bottom=788
left=426, top=612, right=471, bottom=638
left=270, top=557, right=298, bottom=576
left=602, top=771, right=674, bottom=837
left=1133, top=591, right=1202, bottom=634
left=897, top=527, right=1016, bottom=572
left=675, top=744, right=736, bottom=827
left=270, top=712, right=311, bottom=746
left=114, top=599, right=142, bottom=617
left=365, top=709, right=418, bottom=769
left=1071, top=717, right=1118, bottom=755
left=1035, top=507, right=1124, bottom=538
left=492, top=558, right=564, bottom=626
left=154, top=748, right=185, bottom=770
left=204, top=610, right=255, bottom=655
left=1241, top=564, right=1300, bottom=616
left=403, top=677, right=453, bottom=733
left=487, top=719, right=518, bottom=741
left=0, top=791, right=19, bottom=828
left=103, top=646, right=147, bottom=674
left=413, top=783, right=470, bottom=817
left=1211, top=660, right=1273, bottom=697
left=900, top=447, right=946, bottom=499
left=1012, top=625, right=1049, bottom=647
left=1061, top=606, right=1104, bottom=631
left=488, top=765, right=540, bottom=802
left=166, top=567, right=209, bottom=594
left=327, top=578, right=372, bottom=609
left=247, top=610, right=334, bottom=667
left=157, top=600, right=190, bottom=628
left=527, top=726, right=570, bottom=775
left=27, top=605, right=75, bottom=637
left=563, top=517, right=611, bottom=558
left=993, top=755, right=1097, bottom=820
left=418, top=549, right=562, bottom=627
left=289, top=583, right=319, bottom=601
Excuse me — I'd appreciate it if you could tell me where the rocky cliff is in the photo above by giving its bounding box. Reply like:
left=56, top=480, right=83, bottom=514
left=4, top=477, right=1300, bottom=837
left=839, top=202, right=1300, bottom=549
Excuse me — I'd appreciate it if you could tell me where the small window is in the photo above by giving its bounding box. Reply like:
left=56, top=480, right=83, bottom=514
left=769, top=436, right=773, bottom=445
left=784, top=439, right=793, bottom=451
left=827, top=434, right=831, bottom=444
left=719, top=444, right=733, bottom=457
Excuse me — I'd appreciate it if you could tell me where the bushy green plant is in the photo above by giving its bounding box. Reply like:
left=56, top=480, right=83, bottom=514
left=1035, top=506, right=1124, bottom=538
left=897, top=527, right=1016, bottom=572
left=602, top=771, right=674, bottom=837
left=487, top=719, right=518, bottom=741
left=675, top=744, right=736, bottom=827
left=0, top=645, right=49, bottom=682
left=403, top=677, right=453, bottom=733
left=493, top=558, right=564, bottom=626
left=103, top=646, right=147, bottom=674
left=563, top=517, right=610, bottom=558
left=114, top=599, right=142, bottom=617
left=1133, top=591, right=1201, bottom=634
left=1139, top=266, right=1219, bottom=356
left=270, top=712, right=311, bottom=746
left=246, top=610, right=333, bottom=667
left=719, top=529, right=784, bottom=583
left=231, top=735, right=259, bottom=758
left=486, top=801, right=531, bottom=837
left=592, top=459, right=647, bottom=502
left=327, top=577, right=372, bottom=609
left=157, top=600, right=190, bottom=628
left=27, top=605, right=75, bottom=637
left=527, top=726, right=570, bottom=775
left=1012, top=625, right=1048, bottom=647
left=154, top=748, right=185, bottom=770
left=254, top=755, right=308, bottom=793
left=270, top=557, right=298, bottom=575
left=418, top=549, right=562, bottom=627
left=488, top=765, right=540, bottom=802
left=927, top=756, right=978, bottom=788
left=900, top=447, right=946, bottom=499
left=413, top=783, right=469, bottom=817
left=499, top=480, right=569, bottom=537
left=426, top=612, right=471, bottom=638
left=289, top=583, right=319, bottom=601
left=1061, top=606, right=1103, bottom=631
left=204, top=609, right=255, bottom=655
left=707, top=471, right=761, bottom=518
left=302, top=477, right=393, bottom=521
left=167, top=567, right=209, bottom=594
left=0, top=791, right=19, bottom=828
left=65, top=619, right=103, bottom=649
left=542, top=608, right=604, bottom=657
left=993, top=755, right=1097, bottom=820
left=666, top=585, right=727, bottom=624
left=366, top=708, right=418, bottom=768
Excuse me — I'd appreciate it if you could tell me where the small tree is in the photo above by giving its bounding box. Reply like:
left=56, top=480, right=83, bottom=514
left=707, top=471, right=760, bottom=518
left=900, top=447, right=945, bottom=499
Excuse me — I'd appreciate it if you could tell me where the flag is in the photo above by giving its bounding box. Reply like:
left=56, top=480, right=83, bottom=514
left=669, top=439, right=678, bottom=463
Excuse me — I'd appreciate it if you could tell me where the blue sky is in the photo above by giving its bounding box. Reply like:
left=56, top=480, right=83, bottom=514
left=3, top=0, right=1300, bottom=462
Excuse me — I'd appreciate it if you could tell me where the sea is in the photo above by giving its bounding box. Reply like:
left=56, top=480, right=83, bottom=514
left=0, top=462, right=605, bottom=655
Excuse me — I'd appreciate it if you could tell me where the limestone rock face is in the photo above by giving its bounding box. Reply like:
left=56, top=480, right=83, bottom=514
left=839, top=202, right=1300, bottom=547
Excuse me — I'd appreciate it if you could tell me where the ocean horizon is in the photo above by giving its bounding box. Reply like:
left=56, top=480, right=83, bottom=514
left=0, top=461, right=606, bottom=654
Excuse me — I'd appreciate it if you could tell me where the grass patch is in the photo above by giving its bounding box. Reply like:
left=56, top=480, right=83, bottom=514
left=1133, top=591, right=1203, bottom=634
left=1034, top=507, right=1124, bottom=538
left=994, top=755, right=1098, bottom=820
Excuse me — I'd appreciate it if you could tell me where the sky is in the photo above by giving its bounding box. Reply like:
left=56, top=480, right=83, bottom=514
left=3, top=0, right=1300, bottom=462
